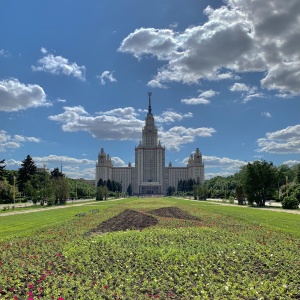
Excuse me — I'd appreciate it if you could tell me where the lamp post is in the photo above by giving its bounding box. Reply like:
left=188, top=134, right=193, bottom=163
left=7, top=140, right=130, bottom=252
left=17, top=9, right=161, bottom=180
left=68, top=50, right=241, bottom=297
left=13, top=176, right=16, bottom=204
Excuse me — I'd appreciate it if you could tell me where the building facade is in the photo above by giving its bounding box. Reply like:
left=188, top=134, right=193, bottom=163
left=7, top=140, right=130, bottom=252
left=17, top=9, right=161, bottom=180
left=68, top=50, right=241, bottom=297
left=95, top=94, right=204, bottom=195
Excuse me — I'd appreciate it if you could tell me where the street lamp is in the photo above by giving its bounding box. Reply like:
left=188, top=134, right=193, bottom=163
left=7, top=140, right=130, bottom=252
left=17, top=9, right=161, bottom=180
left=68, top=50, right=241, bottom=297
left=13, top=176, right=16, bottom=204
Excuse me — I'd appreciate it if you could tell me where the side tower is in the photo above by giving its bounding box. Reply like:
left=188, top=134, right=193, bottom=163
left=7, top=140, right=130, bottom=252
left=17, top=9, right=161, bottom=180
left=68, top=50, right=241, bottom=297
left=187, top=148, right=205, bottom=184
left=133, top=92, right=166, bottom=194
left=95, top=148, right=113, bottom=186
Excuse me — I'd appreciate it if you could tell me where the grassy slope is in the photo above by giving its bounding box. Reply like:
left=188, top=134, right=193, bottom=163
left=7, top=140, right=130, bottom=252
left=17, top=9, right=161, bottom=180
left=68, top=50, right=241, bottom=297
left=0, top=197, right=299, bottom=240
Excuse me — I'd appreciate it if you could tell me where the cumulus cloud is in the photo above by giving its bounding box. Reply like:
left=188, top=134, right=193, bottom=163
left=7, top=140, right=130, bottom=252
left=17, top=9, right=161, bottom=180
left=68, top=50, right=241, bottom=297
left=32, top=48, right=86, bottom=81
left=155, top=110, right=193, bottom=124
left=0, top=78, right=51, bottom=112
left=230, top=82, right=265, bottom=103
left=119, top=0, right=300, bottom=96
left=282, top=160, right=300, bottom=167
left=181, top=89, right=218, bottom=105
left=159, top=126, right=216, bottom=152
left=49, top=105, right=216, bottom=149
left=0, top=130, right=41, bottom=152
left=203, top=155, right=247, bottom=170
left=97, top=71, right=117, bottom=85
left=49, top=106, right=144, bottom=140
left=257, top=124, right=300, bottom=153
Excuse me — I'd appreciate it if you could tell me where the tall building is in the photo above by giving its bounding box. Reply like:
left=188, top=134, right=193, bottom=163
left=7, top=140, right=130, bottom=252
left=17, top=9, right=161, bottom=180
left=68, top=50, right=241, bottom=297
left=95, top=93, right=204, bottom=195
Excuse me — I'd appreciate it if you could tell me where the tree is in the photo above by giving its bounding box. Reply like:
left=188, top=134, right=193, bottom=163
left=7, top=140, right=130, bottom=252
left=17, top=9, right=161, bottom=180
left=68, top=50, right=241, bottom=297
left=52, top=177, right=69, bottom=204
left=127, top=184, right=133, bottom=196
left=243, top=160, right=277, bottom=206
left=0, top=159, right=5, bottom=181
left=18, top=155, right=37, bottom=193
left=50, top=167, right=63, bottom=178
left=167, top=186, right=175, bottom=196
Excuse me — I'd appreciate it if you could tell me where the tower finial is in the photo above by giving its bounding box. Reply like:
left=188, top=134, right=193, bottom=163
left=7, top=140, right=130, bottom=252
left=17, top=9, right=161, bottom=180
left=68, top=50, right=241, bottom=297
left=148, top=92, right=152, bottom=113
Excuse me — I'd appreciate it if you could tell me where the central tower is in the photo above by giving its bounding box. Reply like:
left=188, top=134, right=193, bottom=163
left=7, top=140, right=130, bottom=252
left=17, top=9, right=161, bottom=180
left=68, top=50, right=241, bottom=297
left=134, top=92, right=165, bottom=194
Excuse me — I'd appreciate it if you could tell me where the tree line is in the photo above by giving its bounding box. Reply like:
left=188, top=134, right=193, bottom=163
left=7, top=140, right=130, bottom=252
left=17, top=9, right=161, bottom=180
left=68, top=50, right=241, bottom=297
left=0, top=156, right=96, bottom=205
left=166, top=160, right=300, bottom=208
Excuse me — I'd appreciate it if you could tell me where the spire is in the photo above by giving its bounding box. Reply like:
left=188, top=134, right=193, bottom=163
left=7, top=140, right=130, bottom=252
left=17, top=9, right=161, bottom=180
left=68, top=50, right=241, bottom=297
left=148, top=92, right=152, bottom=114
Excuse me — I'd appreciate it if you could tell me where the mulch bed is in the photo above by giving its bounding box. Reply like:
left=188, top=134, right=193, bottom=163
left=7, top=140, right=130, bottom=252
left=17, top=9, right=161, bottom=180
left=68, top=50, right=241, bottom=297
left=148, top=206, right=200, bottom=221
left=87, top=206, right=200, bottom=236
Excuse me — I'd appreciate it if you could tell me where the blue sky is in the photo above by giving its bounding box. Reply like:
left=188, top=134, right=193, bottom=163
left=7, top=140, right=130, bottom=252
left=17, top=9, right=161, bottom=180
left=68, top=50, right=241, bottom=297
left=1, top=0, right=299, bottom=180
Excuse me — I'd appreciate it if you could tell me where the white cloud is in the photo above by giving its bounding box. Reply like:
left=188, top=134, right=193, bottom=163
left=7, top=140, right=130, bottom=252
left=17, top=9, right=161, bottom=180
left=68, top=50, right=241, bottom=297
left=282, top=160, right=300, bottom=167
left=49, top=105, right=216, bottom=149
left=181, top=89, right=218, bottom=105
left=57, top=98, right=67, bottom=103
left=49, top=106, right=144, bottom=140
left=111, top=157, right=127, bottom=167
left=257, top=124, right=300, bottom=153
left=230, top=83, right=255, bottom=93
left=0, top=130, right=41, bottom=152
left=261, top=112, right=272, bottom=118
left=205, top=172, right=234, bottom=180
left=119, top=0, right=300, bottom=95
left=33, top=155, right=94, bottom=167
left=0, top=78, right=51, bottom=112
left=230, top=82, right=265, bottom=103
left=97, top=71, right=117, bottom=85
left=118, top=27, right=177, bottom=60
left=202, top=155, right=247, bottom=170
left=159, top=126, right=216, bottom=152
left=155, top=110, right=193, bottom=124
left=32, top=48, right=86, bottom=81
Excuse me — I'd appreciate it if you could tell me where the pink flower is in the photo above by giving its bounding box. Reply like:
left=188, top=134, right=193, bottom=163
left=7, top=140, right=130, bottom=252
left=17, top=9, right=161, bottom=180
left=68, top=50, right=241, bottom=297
left=28, top=298, right=34, bottom=300
left=57, top=298, right=64, bottom=300
left=28, top=291, right=33, bottom=296
left=56, top=253, right=61, bottom=257
left=29, top=284, right=34, bottom=289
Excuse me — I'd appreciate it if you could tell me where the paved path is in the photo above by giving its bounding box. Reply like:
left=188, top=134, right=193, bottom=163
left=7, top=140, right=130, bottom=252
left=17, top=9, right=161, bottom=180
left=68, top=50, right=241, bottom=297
left=181, top=198, right=300, bottom=215
left=0, top=200, right=97, bottom=217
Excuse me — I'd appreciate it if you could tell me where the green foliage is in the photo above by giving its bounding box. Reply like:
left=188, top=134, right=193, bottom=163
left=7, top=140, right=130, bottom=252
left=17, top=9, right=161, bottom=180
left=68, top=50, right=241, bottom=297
left=0, top=159, right=5, bottom=181
left=282, top=195, right=299, bottom=209
left=243, top=160, right=277, bottom=206
left=17, top=155, right=37, bottom=193
left=127, top=183, right=133, bottom=196
left=0, top=179, right=13, bottom=203
left=97, top=178, right=122, bottom=192
left=0, top=198, right=299, bottom=299
left=52, top=177, right=70, bottom=204
left=166, top=186, right=175, bottom=196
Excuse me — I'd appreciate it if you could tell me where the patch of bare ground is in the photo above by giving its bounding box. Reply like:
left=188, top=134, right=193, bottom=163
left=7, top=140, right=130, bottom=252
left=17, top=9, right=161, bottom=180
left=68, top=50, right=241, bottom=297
left=87, top=209, right=158, bottom=235
left=87, top=206, right=200, bottom=236
left=148, top=206, right=200, bottom=221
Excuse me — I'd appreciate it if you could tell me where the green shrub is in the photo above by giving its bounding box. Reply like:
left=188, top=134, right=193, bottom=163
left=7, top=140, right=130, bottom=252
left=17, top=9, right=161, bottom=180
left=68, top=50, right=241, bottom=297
left=282, top=195, right=299, bottom=209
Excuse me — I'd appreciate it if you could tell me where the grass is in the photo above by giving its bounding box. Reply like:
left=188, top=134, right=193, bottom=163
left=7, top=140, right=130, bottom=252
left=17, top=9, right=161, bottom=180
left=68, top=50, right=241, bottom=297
left=0, top=197, right=299, bottom=299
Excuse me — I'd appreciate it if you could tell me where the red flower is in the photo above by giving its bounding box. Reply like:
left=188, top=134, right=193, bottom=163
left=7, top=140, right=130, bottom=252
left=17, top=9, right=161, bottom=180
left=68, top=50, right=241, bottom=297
left=154, top=295, right=159, bottom=298
left=56, top=253, right=61, bottom=257
left=10, top=287, right=15, bottom=292
left=103, top=285, right=108, bottom=290
left=57, top=298, right=64, bottom=300
left=29, top=284, right=34, bottom=289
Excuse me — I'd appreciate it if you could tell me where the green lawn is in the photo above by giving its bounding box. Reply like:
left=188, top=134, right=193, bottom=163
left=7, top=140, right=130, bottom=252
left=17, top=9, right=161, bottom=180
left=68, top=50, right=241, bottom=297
left=0, top=197, right=299, bottom=299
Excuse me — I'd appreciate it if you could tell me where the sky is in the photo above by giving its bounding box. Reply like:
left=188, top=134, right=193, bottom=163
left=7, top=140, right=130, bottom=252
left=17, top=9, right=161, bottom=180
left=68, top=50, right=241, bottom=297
left=0, top=0, right=299, bottom=180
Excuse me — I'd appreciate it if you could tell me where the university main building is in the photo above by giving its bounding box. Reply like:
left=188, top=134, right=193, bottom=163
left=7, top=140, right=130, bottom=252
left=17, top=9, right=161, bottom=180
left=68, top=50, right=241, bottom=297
left=95, top=94, right=204, bottom=195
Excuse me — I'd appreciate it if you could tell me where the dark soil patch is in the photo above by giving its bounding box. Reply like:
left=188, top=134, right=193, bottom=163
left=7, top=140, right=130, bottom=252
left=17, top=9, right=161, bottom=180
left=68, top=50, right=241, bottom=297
left=88, top=209, right=158, bottom=235
left=148, top=206, right=200, bottom=221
